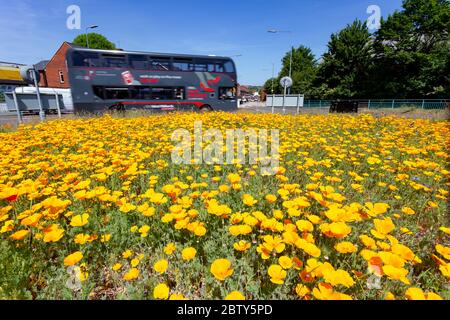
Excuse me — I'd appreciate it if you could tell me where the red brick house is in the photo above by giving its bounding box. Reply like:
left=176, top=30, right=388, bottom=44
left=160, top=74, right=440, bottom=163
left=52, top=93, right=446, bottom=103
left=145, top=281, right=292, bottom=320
left=238, top=85, right=250, bottom=97
left=37, top=42, right=75, bottom=88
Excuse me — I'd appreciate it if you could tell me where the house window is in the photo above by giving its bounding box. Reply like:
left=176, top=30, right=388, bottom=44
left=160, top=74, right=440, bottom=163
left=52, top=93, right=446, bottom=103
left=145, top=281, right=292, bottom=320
left=59, top=71, right=65, bottom=83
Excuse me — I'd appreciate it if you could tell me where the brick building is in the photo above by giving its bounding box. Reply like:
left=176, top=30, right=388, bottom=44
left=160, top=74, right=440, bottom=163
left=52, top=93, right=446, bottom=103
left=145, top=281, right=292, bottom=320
left=37, top=42, right=76, bottom=88
left=238, top=85, right=250, bottom=97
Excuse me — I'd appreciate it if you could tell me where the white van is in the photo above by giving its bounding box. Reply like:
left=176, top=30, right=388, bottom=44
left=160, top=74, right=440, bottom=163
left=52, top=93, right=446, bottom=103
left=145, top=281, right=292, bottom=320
left=14, top=86, right=73, bottom=112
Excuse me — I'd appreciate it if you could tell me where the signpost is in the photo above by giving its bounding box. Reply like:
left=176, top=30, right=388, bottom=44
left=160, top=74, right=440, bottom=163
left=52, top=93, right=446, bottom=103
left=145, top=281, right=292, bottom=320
left=20, top=65, right=45, bottom=121
left=280, top=76, right=293, bottom=114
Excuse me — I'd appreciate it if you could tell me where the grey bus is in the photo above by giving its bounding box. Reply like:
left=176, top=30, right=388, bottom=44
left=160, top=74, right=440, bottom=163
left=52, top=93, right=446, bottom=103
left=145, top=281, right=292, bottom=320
left=66, top=47, right=238, bottom=113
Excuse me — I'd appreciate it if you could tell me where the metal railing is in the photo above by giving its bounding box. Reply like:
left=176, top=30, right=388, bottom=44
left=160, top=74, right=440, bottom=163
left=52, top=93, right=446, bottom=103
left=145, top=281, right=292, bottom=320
left=302, top=99, right=449, bottom=110
left=0, top=94, right=6, bottom=112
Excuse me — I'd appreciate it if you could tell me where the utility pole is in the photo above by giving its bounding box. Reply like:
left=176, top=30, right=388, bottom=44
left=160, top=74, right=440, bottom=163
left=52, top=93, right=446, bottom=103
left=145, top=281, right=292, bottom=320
left=288, top=46, right=293, bottom=94
left=85, top=25, right=99, bottom=48
left=271, top=63, right=275, bottom=94
left=267, top=30, right=294, bottom=94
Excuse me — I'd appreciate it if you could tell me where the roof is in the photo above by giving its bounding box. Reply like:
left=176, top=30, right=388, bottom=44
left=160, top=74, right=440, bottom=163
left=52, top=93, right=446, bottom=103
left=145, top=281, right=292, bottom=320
left=66, top=42, right=86, bottom=49
left=0, top=61, right=25, bottom=68
left=34, top=60, right=50, bottom=71
left=68, top=46, right=233, bottom=61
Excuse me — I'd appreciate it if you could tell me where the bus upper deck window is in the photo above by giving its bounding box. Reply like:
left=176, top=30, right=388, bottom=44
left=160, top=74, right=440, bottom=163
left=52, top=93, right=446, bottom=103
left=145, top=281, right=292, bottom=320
left=215, top=63, right=225, bottom=73
left=102, top=55, right=128, bottom=68
left=129, top=55, right=150, bottom=70
left=72, top=51, right=101, bottom=67
left=224, top=61, right=235, bottom=73
left=173, top=59, right=193, bottom=71
left=194, top=62, right=208, bottom=72
left=150, top=57, right=171, bottom=71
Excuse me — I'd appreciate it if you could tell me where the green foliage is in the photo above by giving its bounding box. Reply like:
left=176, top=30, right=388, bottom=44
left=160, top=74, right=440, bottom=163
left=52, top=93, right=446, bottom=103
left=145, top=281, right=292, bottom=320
left=315, top=20, right=373, bottom=99
left=262, top=0, right=450, bottom=99
left=263, top=46, right=317, bottom=97
left=73, top=33, right=116, bottom=50
left=247, top=85, right=262, bottom=94
left=262, top=77, right=279, bottom=95
left=370, top=0, right=450, bottom=98
left=279, top=46, right=317, bottom=96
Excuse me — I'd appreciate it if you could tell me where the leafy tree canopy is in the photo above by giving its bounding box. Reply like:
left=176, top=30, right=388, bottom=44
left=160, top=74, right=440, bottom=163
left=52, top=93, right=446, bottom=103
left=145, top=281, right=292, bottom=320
left=315, top=20, right=373, bottom=99
left=72, top=33, right=116, bottom=50
left=263, top=45, right=317, bottom=97
left=262, top=0, right=450, bottom=99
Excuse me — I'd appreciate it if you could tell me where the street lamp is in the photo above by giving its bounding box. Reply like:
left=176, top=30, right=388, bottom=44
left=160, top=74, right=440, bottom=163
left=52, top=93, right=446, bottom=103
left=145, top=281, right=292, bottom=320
left=262, top=63, right=276, bottom=112
left=85, top=25, right=99, bottom=48
left=267, top=29, right=291, bottom=34
left=262, top=64, right=276, bottom=93
left=267, top=29, right=294, bottom=94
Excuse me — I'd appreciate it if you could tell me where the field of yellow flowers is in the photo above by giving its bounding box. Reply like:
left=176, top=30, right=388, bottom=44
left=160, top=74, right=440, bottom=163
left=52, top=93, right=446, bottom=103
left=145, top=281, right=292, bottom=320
left=0, top=112, right=449, bottom=300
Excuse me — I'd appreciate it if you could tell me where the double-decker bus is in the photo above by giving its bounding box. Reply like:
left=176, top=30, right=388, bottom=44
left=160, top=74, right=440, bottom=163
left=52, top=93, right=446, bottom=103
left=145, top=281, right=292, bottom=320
left=66, top=47, right=238, bottom=113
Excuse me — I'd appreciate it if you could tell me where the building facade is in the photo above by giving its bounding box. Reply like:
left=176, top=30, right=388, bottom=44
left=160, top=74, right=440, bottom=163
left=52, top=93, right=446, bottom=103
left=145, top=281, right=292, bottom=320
left=37, top=42, right=74, bottom=89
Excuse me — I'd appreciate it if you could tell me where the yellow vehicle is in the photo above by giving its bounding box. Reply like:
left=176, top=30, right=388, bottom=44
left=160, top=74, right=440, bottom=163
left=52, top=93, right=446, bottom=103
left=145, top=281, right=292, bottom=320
left=0, top=66, right=23, bottom=83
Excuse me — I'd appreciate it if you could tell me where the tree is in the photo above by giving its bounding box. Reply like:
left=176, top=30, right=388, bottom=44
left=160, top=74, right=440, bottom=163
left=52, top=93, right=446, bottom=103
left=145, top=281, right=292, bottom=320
left=72, top=33, right=116, bottom=50
left=279, top=46, right=317, bottom=96
left=262, top=77, right=281, bottom=95
left=370, top=0, right=450, bottom=98
left=315, top=20, right=373, bottom=99
left=263, top=45, right=317, bottom=97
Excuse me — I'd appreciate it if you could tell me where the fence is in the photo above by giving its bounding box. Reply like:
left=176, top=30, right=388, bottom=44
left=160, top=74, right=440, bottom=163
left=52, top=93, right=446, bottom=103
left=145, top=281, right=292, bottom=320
left=302, top=99, right=449, bottom=110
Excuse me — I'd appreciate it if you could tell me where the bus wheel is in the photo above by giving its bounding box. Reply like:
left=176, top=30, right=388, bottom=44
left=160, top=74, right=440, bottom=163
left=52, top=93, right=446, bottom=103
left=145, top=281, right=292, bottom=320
left=199, top=105, right=213, bottom=112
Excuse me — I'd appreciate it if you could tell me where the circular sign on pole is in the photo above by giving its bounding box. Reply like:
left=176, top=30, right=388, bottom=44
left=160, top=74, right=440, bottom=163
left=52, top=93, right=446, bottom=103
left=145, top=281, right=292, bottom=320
left=280, top=76, right=293, bottom=88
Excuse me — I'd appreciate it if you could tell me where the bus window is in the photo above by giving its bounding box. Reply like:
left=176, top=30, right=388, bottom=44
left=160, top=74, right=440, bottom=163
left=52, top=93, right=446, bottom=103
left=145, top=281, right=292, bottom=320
left=138, top=87, right=152, bottom=100
left=173, top=58, right=194, bottom=71
left=224, top=61, right=235, bottom=73
left=93, top=86, right=130, bottom=99
left=105, top=87, right=130, bottom=99
left=150, top=57, right=171, bottom=71
left=93, top=86, right=105, bottom=99
left=72, top=51, right=102, bottom=67
left=129, top=55, right=150, bottom=70
left=151, top=87, right=183, bottom=100
left=194, top=61, right=208, bottom=72
left=219, top=87, right=236, bottom=100
left=174, top=87, right=185, bottom=100
left=214, top=62, right=225, bottom=73
left=102, top=54, right=128, bottom=68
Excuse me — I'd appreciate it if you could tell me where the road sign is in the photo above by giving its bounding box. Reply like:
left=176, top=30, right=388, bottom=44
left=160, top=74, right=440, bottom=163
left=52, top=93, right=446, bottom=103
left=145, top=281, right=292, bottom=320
left=280, top=76, right=293, bottom=88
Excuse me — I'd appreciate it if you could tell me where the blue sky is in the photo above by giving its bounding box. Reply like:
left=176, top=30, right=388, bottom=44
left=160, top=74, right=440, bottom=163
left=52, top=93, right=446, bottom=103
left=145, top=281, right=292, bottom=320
left=0, top=0, right=403, bottom=85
